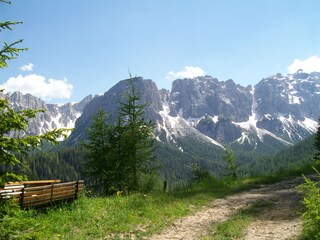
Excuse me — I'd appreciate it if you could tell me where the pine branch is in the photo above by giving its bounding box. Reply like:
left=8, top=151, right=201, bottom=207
left=0, top=21, right=22, bottom=31
left=0, top=40, right=28, bottom=68
left=0, top=0, right=11, bottom=4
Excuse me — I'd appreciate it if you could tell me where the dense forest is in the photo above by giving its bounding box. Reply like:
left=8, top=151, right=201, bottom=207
left=5, top=133, right=315, bottom=189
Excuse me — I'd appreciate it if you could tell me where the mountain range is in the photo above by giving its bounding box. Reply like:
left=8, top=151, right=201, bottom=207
left=3, top=69, right=320, bottom=159
left=0, top=91, right=93, bottom=137
left=67, top=70, right=319, bottom=152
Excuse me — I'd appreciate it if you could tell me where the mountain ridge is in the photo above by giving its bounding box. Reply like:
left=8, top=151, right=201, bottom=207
left=0, top=91, right=93, bottom=137
left=2, top=70, right=320, bottom=155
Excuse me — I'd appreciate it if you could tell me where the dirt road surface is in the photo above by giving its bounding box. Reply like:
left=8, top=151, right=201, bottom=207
left=150, top=177, right=304, bottom=240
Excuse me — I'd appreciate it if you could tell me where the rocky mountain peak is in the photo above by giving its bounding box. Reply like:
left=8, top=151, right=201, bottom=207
left=4, top=70, right=320, bottom=152
left=2, top=91, right=93, bottom=137
left=68, top=77, right=163, bottom=143
left=170, top=75, right=252, bottom=121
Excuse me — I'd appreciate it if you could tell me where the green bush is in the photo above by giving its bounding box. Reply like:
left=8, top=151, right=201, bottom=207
left=299, top=170, right=320, bottom=240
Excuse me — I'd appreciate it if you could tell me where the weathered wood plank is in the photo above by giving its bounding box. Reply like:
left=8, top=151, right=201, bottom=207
left=24, top=189, right=76, bottom=201
left=23, top=195, right=76, bottom=207
left=1, top=180, right=84, bottom=209
left=7, top=180, right=61, bottom=186
left=4, top=185, right=24, bottom=190
left=23, top=192, right=76, bottom=205
left=23, top=185, right=77, bottom=197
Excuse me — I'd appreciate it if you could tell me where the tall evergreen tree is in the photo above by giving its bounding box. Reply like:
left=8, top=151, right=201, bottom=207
left=315, top=118, right=320, bottom=161
left=83, top=79, right=157, bottom=194
left=223, top=147, right=238, bottom=179
left=0, top=1, right=68, bottom=186
left=119, top=80, right=157, bottom=191
left=83, top=110, right=115, bottom=194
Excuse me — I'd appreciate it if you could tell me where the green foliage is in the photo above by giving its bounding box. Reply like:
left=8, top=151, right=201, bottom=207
left=0, top=170, right=311, bottom=239
left=119, top=80, right=158, bottom=191
left=83, top=110, right=116, bottom=194
left=0, top=192, right=207, bottom=239
left=0, top=174, right=271, bottom=239
left=84, top=79, right=157, bottom=194
left=240, top=135, right=317, bottom=176
left=299, top=170, right=320, bottom=240
left=315, top=118, right=320, bottom=162
left=0, top=92, right=69, bottom=186
left=0, top=1, right=68, bottom=186
left=223, top=148, right=238, bottom=179
left=298, top=120, right=320, bottom=240
left=192, top=163, right=214, bottom=182
left=315, top=118, right=320, bottom=150
left=0, top=3, right=27, bottom=69
left=204, top=211, right=252, bottom=240
left=25, top=146, right=83, bottom=181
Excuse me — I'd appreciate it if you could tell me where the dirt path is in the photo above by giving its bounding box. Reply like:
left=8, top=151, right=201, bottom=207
left=150, top=177, right=304, bottom=240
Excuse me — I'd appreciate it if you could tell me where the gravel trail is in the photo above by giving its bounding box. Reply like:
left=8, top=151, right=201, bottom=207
left=149, top=177, right=304, bottom=240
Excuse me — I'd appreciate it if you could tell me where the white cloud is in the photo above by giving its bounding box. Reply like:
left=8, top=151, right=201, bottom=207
left=20, top=63, right=34, bottom=71
left=0, top=74, right=73, bottom=100
left=288, top=55, right=320, bottom=73
left=166, top=66, right=205, bottom=81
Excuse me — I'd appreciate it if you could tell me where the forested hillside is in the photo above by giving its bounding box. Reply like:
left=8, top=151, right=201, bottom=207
left=9, top=133, right=316, bottom=189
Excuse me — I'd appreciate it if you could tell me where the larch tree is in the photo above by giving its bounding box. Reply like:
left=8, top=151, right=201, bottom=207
left=119, top=80, right=157, bottom=192
left=84, top=79, right=157, bottom=194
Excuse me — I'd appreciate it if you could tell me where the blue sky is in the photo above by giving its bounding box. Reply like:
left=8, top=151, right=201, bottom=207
left=1, top=0, right=320, bottom=103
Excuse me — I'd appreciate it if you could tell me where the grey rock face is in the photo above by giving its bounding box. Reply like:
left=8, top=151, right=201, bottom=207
left=1, top=92, right=93, bottom=136
left=253, top=71, right=320, bottom=142
left=170, top=76, right=252, bottom=121
left=68, top=71, right=320, bottom=150
left=256, top=71, right=320, bottom=119
left=68, top=77, right=163, bottom=143
left=165, top=71, right=320, bottom=147
left=6, top=70, right=320, bottom=151
left=196, top=115, right=242, bottom=143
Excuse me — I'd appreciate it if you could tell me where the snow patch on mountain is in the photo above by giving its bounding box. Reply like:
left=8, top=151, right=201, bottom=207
left=158, top=100, right=226, bottom=150
left=234, top=86, right=266, bottom=141
left=3, top=91, right=93, bottom=139
left=298, top=117, right=318, bottom=133
left=202, top=134, right=226, bottom=150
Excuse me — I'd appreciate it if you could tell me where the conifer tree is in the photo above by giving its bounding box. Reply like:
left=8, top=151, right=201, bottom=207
left=0, top=1, right=27, bottom=68
left=315, top=118, right=320, bottom=161
left=84, top=79, right=157, bottom=194
left=223, top=148, right=238, bottom=179
left=83, top=110, right=115, bottom=194
left=0, top=0, right=68, bottom=186
left=119, top=80, right=157, bottom=191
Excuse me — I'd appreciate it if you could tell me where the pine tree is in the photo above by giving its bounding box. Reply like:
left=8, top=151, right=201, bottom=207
left=83, top=110, right=115, bottom=194
left=119, top=80, right=157, bottom=192
left=0, top=99, right=68, bottom=186
left=315, top=118, right=320, bottom=162
left=0, top=1, right=27, bottom=69
left=223, top=148, right=238, bottom=179
left=83, top=79, right=157, bottom=194
left=0, top=1, right=68, bottom=186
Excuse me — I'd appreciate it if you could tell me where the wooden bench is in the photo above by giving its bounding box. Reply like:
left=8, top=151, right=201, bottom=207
left=0, top=180, right=84, bottom=208
left=7, top=179, right=61, bottom=187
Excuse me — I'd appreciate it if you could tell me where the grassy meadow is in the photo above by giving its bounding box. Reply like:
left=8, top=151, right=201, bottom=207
left=1, top=162, right=317, bottom=240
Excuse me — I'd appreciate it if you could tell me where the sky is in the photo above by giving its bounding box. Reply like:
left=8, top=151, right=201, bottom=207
left=1, top=0, right=320, bottom=103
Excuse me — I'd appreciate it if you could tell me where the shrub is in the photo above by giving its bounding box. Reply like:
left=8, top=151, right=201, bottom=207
left=299, top=170, right=320, bottom=240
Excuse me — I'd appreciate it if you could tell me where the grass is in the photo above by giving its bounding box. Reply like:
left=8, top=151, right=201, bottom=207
left=1, top=163, right=317, bottom=239
left=202, top=200, right=274, bottom=240
left=0, top=190, right=220, bottom=239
